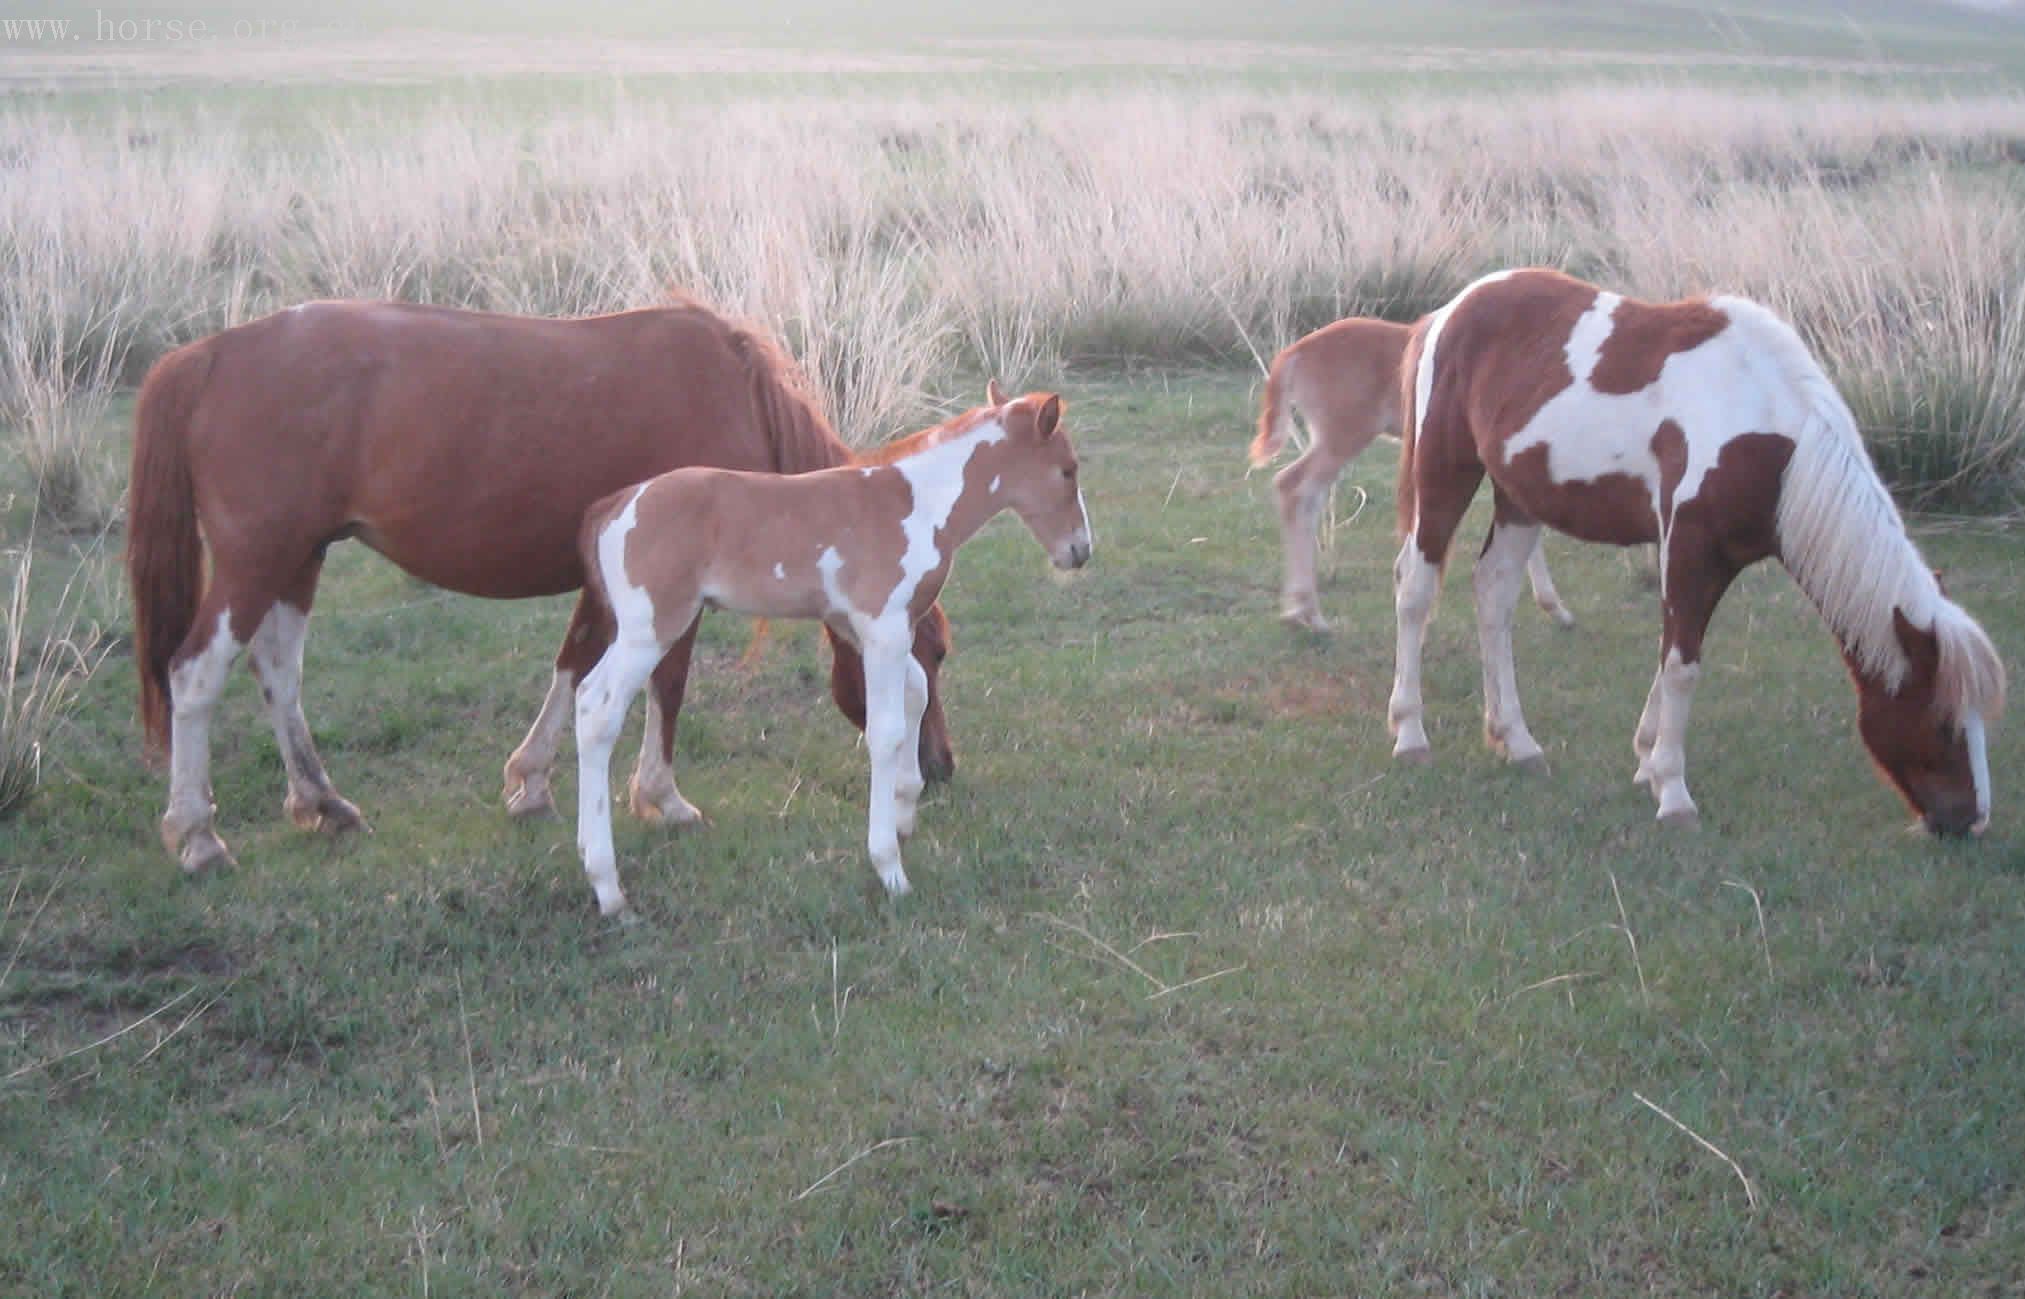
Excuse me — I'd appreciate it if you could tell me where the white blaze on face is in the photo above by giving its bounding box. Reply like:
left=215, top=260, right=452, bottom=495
left=773, top=562, right=786, bottom=581
left=883, top=418, right=1008, bottom=618
left=1964, top=710, right=1991, bottom=831
left=989, top=475, right=1000, bottom=494
left=597, top=487, right=657, bottom=642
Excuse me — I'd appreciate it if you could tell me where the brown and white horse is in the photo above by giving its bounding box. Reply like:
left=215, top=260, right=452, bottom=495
left=1250, top=316, right=1572, bottom=632
left=572, top=383, right=1091, bottom=915
left=1390, top=268, right=2005, bottom=833
left=126, top=299, right=958, bottom=875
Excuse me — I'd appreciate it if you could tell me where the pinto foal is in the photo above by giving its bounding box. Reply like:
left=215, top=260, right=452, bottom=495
left=572, top=386, right=1092, bottom=916
left=1250, top=316, right=1572, bottom=632
left=1391, top=268, right=2004, bottom=833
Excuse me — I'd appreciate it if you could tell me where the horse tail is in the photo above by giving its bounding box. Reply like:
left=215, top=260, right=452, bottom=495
left=1248, top=343, right=1300, bottom=468
left=126, top=339, right=215, bottom=757
left=1395, top=320, right=1429, bottom=540
left=727, top=320, right=850, bottom=475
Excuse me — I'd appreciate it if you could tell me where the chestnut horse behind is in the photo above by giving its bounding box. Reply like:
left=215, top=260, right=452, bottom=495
left=126, top=299, right=957, bottom=875
left=1391, top=268, right=2004, bottom=833
left=573, top=384, right=1092, bottom=916
left=1249, top=316, right=1572, bottom=633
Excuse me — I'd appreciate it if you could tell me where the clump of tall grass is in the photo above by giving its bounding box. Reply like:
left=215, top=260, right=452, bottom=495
left=0, top=546, right=104, bottom=818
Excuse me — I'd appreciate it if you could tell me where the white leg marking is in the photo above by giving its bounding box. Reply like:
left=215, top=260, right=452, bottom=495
left=860, top=631, right=913, bottom=895
left=164, top=609, right=242, bottom=870
left=1474, top=523, right=1546, bottom=768
left=504, top=666, right=573, bottom=817
left=1524, top=537, right=1575, bottom=627
left=1631, top=666, right=1664, bottom=786
left=1388, top=538, right=1441, bottom=760
left=247, top=602, right=357, bottom=831
left=894, top=653, right=928, bottom=840
left=630, top=690, right=702, bottom=826
left=575, top=640, right=662, bottom=917
left=1646, top=648, right=1702, bottom=825
left=1274, top=450, right=1342, bottom=630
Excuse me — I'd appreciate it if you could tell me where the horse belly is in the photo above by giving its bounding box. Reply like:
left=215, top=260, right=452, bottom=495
left=1492, top=440, right=1661, bottom=548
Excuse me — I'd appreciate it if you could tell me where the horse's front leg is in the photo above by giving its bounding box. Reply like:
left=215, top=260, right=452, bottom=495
left=630, top=620, right=704, bottom=827
left=573, top=638, right=662, bottom=917
left=859, top=631, right=913, bottom=896
left=1473, top=516, right=1548, bottom=771
left=1642, top=535, right=1736, bottom=828
left=894, top=652, right=929, bottom=840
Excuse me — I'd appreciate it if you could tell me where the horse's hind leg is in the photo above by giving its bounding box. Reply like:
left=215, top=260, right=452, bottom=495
left=160, top=585, right=266, bottom=872
left=1524, top=537, right=1576, bottom=628
left=246, top=558, right=364, bottom=835
left=1272, top=429, right=1360, bottom=631
left=630, top=619, right=704, bottom=827
left=1473, top=508, right=1548, bottom=771
left=1388, top=465, right=1480, bottom=762
left=504, top=590, right=600, bottom=819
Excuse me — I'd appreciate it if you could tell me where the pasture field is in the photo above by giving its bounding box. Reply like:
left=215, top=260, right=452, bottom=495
left=4, top=375, right=2025, bottom=1296
left=6, top=12, right=2025, bottom=1295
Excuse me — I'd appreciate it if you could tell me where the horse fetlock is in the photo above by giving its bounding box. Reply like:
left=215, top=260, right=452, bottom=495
left=628, top=774, right=702, bottom=827
left=286, top=787, right=366, bottom=835
left=164, top=811, right=233, bottom=874
left=503, top=772, right=557, bottom=819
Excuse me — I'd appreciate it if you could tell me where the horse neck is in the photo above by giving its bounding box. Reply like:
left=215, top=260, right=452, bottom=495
left=885, top=419, right=1014, bottom=554
left=732, top=328, right=854, bottom=474
left=1774, top=412, right=1938, bottom=694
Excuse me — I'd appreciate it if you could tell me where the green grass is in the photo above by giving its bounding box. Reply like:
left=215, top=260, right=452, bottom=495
left=4, top=372, right=2024, bottom=1295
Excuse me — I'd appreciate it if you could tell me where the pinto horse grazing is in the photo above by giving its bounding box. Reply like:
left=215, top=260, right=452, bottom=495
left=572, top=383, right=1092, bottom=916
left=126, top=299, right=957, bottom=876
left=1249, top=316, right=1572, bottom=632
left=1390, top=268, right=2005, bottom=834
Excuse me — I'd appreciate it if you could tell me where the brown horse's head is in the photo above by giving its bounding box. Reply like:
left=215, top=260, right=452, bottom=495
left=985, top=383, right=1092, bottom=571
left=827, top=603, right=957, bottom=783
left=1850, top=607, right=2000, bottom=837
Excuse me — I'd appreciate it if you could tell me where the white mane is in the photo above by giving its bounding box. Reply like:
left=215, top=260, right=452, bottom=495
left=1721, top=295, right=2006, bottom=723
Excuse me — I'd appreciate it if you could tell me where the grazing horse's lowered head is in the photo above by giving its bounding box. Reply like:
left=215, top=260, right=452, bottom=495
left=1847, top=602, right=2003, bottom=837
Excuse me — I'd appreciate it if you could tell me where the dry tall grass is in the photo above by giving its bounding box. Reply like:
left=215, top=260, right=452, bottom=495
left=0, top=545, right=105, bottom=817
left=3, top=84, right=2022, bottom=505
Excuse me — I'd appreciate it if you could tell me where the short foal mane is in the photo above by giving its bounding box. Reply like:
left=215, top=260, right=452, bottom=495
left=1732, top=295, right=2007, bottom=723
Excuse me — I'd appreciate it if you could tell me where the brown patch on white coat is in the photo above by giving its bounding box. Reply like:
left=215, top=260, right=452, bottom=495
left=570, top=386, right=1091, bottom=916
left=1391, top=268, right=2004, bottom=835
left=1248, top=316, right=1572, bottom=632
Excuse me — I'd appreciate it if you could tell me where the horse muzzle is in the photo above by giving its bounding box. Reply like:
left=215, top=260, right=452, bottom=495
left=1056, top=538, right=1092, bottom=570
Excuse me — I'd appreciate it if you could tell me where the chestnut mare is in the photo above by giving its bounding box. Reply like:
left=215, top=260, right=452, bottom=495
left=127, top=299, right=957, bottom=875
left=573, top=384, right=1092, bottom=916
left=1391, top=269, right=2004, bottom=834
left=1250, top=316, right=1572, bottom=633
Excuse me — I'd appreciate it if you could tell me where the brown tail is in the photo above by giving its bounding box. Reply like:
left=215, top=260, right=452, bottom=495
left=126, top=340, right=215, bottom=756
left=1396, top=322, right=1427, bottom=540
left=1248, top=345, right=1299, bottom=468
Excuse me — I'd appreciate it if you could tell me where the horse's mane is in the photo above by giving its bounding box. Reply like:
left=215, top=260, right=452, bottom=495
left=663, top=289, right=852, bottom=476
left=1730, top=295, right=2007, bottom=723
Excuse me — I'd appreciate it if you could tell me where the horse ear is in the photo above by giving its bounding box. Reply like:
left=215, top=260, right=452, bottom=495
left=986, top=379, right=1009, bottom=406
left=1932, top=568, right=1950, bottom=596
left=1035, top=394, right=1062, bottom=440
left=1891, top=607, right=1941, bottom=679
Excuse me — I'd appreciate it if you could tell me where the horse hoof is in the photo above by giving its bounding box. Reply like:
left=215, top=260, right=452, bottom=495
left=1548, top=606, right=1576, bottom=630
left=1658, top=807, right=1701, bottom=830
left=504, top=781, right=557, bottom=820
left=1393, top=745, right=1433, bottom=766
left=630, top=789, right=704, bottom=828
left=177, top=829, right=235, bottom=875
left=305, top=796, right=368, bottom=835
left=596, top=894, right=632, bottom=919
left=1511, top=752, right=1550, bottom=776
left=1280, top=607, right=1330, bottom=634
